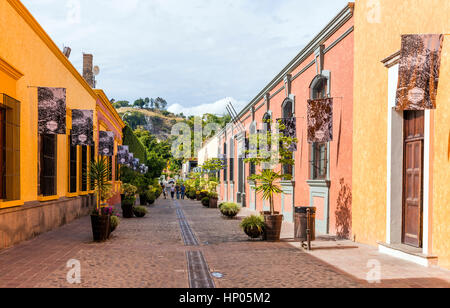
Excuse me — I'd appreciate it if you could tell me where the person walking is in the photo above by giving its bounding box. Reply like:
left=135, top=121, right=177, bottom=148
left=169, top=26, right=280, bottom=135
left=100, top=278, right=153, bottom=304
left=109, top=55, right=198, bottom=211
left=170, top=184, right=175, bottom=199
left=180, top=184, right=186, bottom=200
left=161, top=183, right=167, bottom=199
left=175, top=184, right=181, bottom=199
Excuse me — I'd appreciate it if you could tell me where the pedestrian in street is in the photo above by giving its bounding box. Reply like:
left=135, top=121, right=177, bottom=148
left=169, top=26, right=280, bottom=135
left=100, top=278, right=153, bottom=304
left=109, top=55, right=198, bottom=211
left=161, top=183, right=166, bottom=199
left=176, top=184, right=181, bottom=199
left=170, top=184, right=175, bottom=199
left=181, top=184, right=186, bottom=200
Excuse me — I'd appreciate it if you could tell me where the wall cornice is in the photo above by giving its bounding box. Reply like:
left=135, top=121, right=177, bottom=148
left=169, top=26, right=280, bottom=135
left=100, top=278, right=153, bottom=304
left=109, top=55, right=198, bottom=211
left=0, top=56, right=24, bottom=80
left=7, top=0, right=98, bottom=101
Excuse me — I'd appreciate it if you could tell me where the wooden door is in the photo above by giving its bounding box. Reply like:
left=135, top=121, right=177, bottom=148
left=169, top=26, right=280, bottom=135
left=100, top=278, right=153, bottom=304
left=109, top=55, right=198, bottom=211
left=0, top=109, right=4, bottom=199
left=403, top=111, right=424, bottom=247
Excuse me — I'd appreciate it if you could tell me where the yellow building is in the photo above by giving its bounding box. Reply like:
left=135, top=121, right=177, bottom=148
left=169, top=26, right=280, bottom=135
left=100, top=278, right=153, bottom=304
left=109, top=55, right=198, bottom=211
left=353, top=0, right=450, bottom=268
left=0, top=0, right=123, bottom=249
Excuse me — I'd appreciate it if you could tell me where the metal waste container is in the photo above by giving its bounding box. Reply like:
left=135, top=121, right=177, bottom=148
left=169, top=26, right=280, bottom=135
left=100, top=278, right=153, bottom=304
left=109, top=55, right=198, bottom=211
left=294, top=207, right=316, bottom=242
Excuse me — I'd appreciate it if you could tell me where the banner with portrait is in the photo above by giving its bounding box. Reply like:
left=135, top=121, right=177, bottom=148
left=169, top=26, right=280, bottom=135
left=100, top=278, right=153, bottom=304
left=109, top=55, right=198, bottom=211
left=117, top=145, right=129, bottom=165
left=396, top=34, right=444, bottom=110
left=99, top=131, right=115, bottom=157
left=307, top=98, right=333, bottom=144
left=71, top=110, right=94, bottom=146
left=38, top=87, right=66, bottom=135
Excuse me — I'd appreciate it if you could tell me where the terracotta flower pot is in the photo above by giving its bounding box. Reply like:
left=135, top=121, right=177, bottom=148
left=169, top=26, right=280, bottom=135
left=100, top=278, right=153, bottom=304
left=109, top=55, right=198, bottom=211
left=209, top=197, right=218, bottom=209
left=244, top=227, right=264, bottom=239
left=263, top=214, right=284, bottom=242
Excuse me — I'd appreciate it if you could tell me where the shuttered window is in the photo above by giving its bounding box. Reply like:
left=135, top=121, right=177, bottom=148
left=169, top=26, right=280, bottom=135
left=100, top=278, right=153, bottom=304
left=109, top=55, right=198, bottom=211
left=80, top=145, right=88, bottom=192
left=89, top=145, right=95, bottom=191
left=68, top=136, right=77, bottom=193
left=39, top=134, right=57, bottom=197
left=0, top=94, right=20, bottom=201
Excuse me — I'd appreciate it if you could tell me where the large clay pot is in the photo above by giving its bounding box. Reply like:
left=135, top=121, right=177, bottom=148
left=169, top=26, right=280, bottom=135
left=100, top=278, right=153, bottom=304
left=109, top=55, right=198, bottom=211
left=121, top=200, right=134, bottom=218
left=263, top=214, right=284, bottom=242
left=91, top=214, right=110, bottom=242
left=209, top=197, right=218, bottom=209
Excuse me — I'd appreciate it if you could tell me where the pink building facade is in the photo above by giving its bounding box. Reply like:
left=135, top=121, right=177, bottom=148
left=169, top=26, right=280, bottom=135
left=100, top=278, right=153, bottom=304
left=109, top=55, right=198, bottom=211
left=218, top=4, right=354, bottom=237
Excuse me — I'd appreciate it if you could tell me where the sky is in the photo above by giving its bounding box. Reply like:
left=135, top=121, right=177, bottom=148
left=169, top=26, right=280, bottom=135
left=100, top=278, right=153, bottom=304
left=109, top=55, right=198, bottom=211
left=22, top=0, right=350, bottom=116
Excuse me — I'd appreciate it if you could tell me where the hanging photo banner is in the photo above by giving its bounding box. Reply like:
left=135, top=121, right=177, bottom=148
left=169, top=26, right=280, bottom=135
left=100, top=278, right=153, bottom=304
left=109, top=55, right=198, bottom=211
left=117, top=145, right=129, bottom=165
left=133, top=158, right=140, bottom=171
left=128, top=153, right=134, bottom=167
left=71, top=110, right=94, bottom=146
left=278, top=117, right=298, bottom=152
left=140, top=164, right=146, bottom=174
left=99, top=131, right=115, bottom=157
left=38, top=87, right=67, bottom=135
left=307, top=98, right=333, bottom=144
left=396, top=34, right=444, bottom=111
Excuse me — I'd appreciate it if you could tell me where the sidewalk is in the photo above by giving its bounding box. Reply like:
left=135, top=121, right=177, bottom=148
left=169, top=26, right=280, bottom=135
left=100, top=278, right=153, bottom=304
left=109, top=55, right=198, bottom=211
left=238, top=208, right=450, bottom=288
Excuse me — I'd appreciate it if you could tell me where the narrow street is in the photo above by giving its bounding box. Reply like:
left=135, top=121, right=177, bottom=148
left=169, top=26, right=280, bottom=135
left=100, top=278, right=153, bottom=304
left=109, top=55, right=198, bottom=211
left=0, top=198, right=448, bottom=288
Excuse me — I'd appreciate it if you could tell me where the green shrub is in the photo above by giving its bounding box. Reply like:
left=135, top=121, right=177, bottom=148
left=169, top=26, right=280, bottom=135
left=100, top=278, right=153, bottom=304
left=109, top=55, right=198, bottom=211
left=220, top=202, right=241, bottom=218
left=240, top=215, right=265, bottom=233
left=110, top=215, right=120, bottom=231
left=146, top=190, right=156, bottom=204
left=208, top=191, right=218, bottom=199
left=133, top=206, right=148, bottom=218
left=201, top=197, right=210, bottom=207
left=122, top=183, right=137, bottom=199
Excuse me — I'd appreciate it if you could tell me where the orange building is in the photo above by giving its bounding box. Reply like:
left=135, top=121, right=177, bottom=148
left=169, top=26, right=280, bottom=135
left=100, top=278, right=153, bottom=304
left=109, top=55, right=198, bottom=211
left=352, top=0, right=450, bottom=269
left=0, top=0, right=124, bottom=249
left=218, top=3, right=354, bottom=237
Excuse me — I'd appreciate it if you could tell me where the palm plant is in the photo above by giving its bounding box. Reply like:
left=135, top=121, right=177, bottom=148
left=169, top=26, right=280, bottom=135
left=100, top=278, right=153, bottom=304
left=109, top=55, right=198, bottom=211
left=89, top=157, right=112, bottom=215
left=251, top=169, right=284, bottom=215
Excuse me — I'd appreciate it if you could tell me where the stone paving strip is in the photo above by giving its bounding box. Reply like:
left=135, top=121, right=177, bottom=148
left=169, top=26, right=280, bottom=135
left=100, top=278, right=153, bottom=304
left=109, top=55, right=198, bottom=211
left=174, top=200, right=215, bottom=288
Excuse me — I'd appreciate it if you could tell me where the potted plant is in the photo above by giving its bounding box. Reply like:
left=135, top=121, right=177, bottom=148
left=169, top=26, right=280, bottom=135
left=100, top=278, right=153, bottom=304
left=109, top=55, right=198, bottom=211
left=241, top=215, right=265, bottom=239
left=133, top=206, right=148, bottom=218
left=209, top=191, right=219, bottom=208
left=89, top=157, right=113, bottom=242
left=252, top=170, right=284, bottom=241
left=146, top=188, right=156, bottom=205
left=201, top=196, right=210, bottom=207
left=110, top=214, right=120, bottom=233
left=220, top=202, right=241, bottom=219
left=122, top=183, right=137, bottom=218
left=196, top=191, right=202, bottom=201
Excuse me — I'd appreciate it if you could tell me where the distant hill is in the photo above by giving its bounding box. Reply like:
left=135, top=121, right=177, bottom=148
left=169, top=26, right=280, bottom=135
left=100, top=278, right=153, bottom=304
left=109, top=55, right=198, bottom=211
left=116, top=107, right=185, bottom=140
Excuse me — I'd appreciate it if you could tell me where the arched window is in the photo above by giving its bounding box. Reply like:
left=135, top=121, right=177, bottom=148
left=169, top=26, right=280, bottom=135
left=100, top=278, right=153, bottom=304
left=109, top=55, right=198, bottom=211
left=310, top=75, right=328, bottom=180
left=282, top=99, right=293, bottom=119
left=281, top=99, right=294, bottom=177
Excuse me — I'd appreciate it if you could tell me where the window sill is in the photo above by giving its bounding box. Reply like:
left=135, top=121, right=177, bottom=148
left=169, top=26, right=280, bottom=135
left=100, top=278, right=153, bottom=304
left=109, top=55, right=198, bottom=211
left=306, top=179, right=330, bottom=188
left=38, top=196, right=59, bottom=202
left=0, top=200, right=25, bottom=209
left=66, top=193, right=79, bottom=198
left=79, top=191, right=89, bottom=196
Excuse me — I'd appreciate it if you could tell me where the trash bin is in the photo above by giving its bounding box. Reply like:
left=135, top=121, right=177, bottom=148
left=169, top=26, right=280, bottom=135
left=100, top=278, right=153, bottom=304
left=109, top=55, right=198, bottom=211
left=294, top=207, right=316, bottom=242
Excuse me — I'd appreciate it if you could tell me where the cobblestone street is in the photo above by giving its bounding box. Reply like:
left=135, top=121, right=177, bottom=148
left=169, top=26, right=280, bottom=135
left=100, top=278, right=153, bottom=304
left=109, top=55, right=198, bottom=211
left=0, top=198, right=448, bottom=288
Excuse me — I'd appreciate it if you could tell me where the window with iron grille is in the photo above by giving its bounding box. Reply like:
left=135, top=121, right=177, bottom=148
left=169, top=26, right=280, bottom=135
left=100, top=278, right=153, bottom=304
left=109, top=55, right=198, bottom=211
left=115, top=155, right=119, bottom=181
left=229, top=139, right=234, bottom=181
left=223, top=142, right=227, bottom=182
left=39, top=134, right=57, bottom=197
left=310, top=76, right=328, bottom=180
left=80, top=145, right=88, bottom=192
left=69, top=136, right=78, bottom=193
left=89, top=145, right=95, bottom=191
left=108, top=155, right=113, bottom=181
left=310, top=143, right=327, bottom=180
left=0, top=94, right=20, bottom=201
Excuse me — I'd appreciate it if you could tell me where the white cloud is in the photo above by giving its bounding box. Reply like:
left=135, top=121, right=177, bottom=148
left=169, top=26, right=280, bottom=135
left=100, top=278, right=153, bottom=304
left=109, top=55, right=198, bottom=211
left=168, top=97, right=247, bottom=117
left=21, top=0, right=350, bottom=112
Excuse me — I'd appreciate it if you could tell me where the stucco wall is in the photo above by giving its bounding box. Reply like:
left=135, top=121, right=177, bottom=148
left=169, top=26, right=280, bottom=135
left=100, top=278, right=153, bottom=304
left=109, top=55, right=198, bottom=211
left=0, top=0, right=98, bottom=205
left=353, top=0, right=450, bottom=268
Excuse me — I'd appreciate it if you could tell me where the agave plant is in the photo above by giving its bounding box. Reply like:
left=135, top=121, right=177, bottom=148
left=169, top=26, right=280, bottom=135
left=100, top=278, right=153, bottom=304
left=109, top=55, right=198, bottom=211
left=251, top=169, right=284, bottom=215
left=89, top=157, right=112, bottom=215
